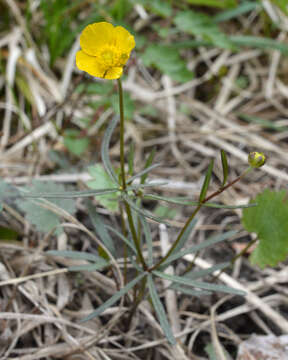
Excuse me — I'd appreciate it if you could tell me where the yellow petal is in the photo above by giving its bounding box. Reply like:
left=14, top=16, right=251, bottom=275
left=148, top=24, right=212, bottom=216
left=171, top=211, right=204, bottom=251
left=114, top=26, right=135, bottom=53
left=80, top=22, right=115, bottom=56
left=104, top=67, right=123, bottom=79
left=76, top=50, right=106, bottom=78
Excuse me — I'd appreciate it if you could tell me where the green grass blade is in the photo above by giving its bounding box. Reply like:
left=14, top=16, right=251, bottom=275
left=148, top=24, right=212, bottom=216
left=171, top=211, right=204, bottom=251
left=160, top=230, right=237, bottom=266
left=199, top=159, right=214, bottom=202
left=153, top=271, right=245, bottom=296
left=81, top=272, right=147, bottom=322
left=147, top=274, right=176, bottom=345
left=101, top=115, right=118, bottom=184
left=220, top=149, right=229, bottom=187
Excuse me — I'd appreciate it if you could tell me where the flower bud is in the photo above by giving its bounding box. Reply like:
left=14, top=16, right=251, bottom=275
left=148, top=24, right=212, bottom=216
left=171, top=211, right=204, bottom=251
left=248, top=152, right=266, bottom=168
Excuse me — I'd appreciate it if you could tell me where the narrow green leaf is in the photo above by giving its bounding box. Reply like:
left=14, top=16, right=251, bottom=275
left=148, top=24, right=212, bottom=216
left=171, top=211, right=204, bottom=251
left=214, top=2, right=260, bottom=22
left=106, top=225, right=137, bottom=254
left=161, top=230, right=237, bottom=266
left=87, top=200, right=116, bottom=256
left=147, top=274, right=176, bottom=345
left=153, top=271, right=245, bottom=296
left=169, top=283, right=211, bottom=297
left=220, top=150, right=229, bottom=187
left=46, top=250, right=107, bottom=263
left=68, top=263, right=108, bottom=272
left=22, top=188, right=120, bottom=199
left=199, top=159, right=214, bottom=202
left=140, top=214, right=153, bottom=266
left=230, top=35, right=288, bottom=55
left=143, top=194, right=257, bottom=209
left=141, top=148, right=156, bottom=184
left=101, top=115, right=118, bottom=184
left=173, top=218, right=198, bottom=256
left=185, top=262, right=230, bottom=280
left=80, top=272, right=147, bottom=322
left=127, top=163, right=161, bottom=185
left=123, top=195, right=171, bottom=225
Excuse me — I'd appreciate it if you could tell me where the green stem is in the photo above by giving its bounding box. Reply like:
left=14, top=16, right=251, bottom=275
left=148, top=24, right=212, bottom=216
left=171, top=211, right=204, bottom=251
left=117, top=79, right=126, bottom=191
left=117, top=78, right=147, bottom=270
left=150, top=167, right=252, bottom=271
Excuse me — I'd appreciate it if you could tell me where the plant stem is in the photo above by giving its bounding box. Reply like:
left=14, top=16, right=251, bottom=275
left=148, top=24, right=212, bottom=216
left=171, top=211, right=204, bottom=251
left=150, top=167, right=252, bottom=271
left=117, top=78, right=147, bottom=270
left=117, top=79, right=126, bottom=191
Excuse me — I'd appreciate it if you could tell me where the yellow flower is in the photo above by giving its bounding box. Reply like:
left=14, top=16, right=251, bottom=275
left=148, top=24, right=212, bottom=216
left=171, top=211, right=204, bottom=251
left=76, top=22, right=135, bottom=80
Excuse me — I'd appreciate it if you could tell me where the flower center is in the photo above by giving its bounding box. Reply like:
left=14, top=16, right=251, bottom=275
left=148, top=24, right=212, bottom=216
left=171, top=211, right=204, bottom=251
left=101, top=49, right=115, bottom=67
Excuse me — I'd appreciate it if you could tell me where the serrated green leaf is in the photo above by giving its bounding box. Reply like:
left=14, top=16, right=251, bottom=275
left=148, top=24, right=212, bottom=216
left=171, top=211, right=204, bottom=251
left=87, top=165, right=119, bottom=212
left=81, top=272, right=146, bottom=322
left=16, top=181, right=76, bottom=234
left=142, top=45, right=194, bottom=83
left=153, top=271, right=245, bottom=296
left=174, top=11, right=236, bottom=50
left=242, top=189, right=288, bottom=268
left=220, top=150, right=229, bottom=187
left=101, top=116, right=118, bottom=184
left=199, top=159, right=214, bottom=202
left=147, top=274, right=176, bottom=345
left=86, top=200, right=116, bottom=256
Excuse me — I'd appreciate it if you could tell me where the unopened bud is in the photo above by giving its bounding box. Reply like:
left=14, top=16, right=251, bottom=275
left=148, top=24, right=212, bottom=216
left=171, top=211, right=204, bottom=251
left=248, top=152, right=266, bottom=168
